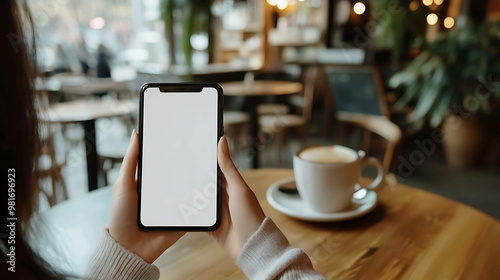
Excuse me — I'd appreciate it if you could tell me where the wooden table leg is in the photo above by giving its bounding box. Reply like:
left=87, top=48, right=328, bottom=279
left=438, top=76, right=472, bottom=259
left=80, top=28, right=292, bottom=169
left=249, top=98, right=259, bottom=169
left=83, top=120, right=99, bottom=191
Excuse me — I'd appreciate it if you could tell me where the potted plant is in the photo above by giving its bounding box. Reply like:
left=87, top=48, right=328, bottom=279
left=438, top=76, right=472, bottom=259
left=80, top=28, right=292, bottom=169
left=389, top=22, right=500, bottom=167
left=375, top=0, right=429, bottom=64
left=161, top=0, right=213, bottom=69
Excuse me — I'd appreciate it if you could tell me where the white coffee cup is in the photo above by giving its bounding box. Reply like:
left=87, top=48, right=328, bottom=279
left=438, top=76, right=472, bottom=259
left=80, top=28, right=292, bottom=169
left=293, top=145, right=383, bottom=213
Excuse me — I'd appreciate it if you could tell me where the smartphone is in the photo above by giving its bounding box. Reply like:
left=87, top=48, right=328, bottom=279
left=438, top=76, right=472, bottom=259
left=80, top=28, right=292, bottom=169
left=137, top=83, right=223, bottom=231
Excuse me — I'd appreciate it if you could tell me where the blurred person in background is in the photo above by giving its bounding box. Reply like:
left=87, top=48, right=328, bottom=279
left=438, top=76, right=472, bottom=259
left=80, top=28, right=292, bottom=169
left=95, top=44, right=112, bottom=97
left=76, top=36, right=91, bottom=76
left=96, top=44, right=111, bottom=78
left=0, top=1, right=324, bottom=279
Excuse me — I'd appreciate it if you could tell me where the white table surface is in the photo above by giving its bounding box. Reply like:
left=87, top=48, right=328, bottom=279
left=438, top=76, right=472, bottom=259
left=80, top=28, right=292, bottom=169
left=39, top=99, right=137, bottom=123
left=31, top=187, right=221, bottom=278
left=32, top=187, right=113, bottom=275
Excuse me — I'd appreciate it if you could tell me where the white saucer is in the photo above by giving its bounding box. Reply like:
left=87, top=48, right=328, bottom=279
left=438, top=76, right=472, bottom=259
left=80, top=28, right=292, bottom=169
left=266, top=177, right=378, bottom=222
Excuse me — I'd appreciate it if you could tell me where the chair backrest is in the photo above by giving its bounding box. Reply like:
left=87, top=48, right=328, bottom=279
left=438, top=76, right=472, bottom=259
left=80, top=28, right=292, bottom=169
left=300, top=66, right=318, bottom=123
left=285, top=66, right=317, bottom=123
left=336, top=112, right=402, bottom=173
left=324, top=65, right=390, bottom=119
left=317, top=48, right=366, bottom=65
left=38, top=123, right=68, bottom=206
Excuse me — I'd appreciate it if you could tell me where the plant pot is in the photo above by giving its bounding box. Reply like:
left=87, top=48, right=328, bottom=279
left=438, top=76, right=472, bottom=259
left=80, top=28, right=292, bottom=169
left=442, top=115, right=489, bottom=168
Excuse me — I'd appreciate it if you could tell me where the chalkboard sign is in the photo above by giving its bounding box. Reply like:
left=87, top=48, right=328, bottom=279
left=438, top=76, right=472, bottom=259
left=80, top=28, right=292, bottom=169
left=325, top=66, right=389, bottom=118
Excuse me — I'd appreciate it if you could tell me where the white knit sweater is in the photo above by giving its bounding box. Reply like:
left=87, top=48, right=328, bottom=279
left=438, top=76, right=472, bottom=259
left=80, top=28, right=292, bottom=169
left=84, top=218, right=325, bottom=280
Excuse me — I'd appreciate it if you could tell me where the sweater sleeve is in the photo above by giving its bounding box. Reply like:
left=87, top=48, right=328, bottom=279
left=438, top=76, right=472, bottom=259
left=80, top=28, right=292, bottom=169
left=236, top=217, right=326, bottom=280
left=83, top=229, right=160, bottom=280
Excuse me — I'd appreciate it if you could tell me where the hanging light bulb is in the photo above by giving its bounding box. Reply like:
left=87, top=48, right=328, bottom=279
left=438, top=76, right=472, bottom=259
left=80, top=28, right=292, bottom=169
left=353, top=2, right=366, bottom=15
left=427, top=13, right=438, bottom=25
left=277, top=0, right=288, bottom=10
left=444, top=17, right=455, bottom=29
left=409, top=1, right=419, bottom=11
left=422, top=0, right=433, bottom=6
left=267, top=0, right=278, bottom=6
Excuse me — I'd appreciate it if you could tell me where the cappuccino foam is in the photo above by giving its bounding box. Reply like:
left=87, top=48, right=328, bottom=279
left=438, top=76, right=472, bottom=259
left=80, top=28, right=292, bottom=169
left=298, top=146, right=357, bottom=164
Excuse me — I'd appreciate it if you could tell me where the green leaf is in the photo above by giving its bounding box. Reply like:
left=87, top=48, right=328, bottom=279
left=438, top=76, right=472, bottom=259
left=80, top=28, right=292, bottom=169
left=412, top=71, right=444, bottom=120
left=389, top=51, right=430, bottom=88
left=160, top=0, right=174, bottom=23
left=389, top=71, right=414, bottom=88
left=181, top=3, right=196, bottom=67
left=430, top=89, right=453, bottom=127
left=394, top=82, right=419, bottom=109
left=492, top=84, right=500, bottom=98
left=420, top=57, right=440, bottom=75
left=412, top=87, right=438, bottom=121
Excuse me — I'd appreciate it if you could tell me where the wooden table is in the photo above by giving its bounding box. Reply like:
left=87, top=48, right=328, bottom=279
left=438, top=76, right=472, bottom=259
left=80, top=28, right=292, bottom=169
left=38, top=75, right=134, bottom=96
left=219, top=80, right=303, bottom=168
left=39, top=99, right=137, bottom=191
left=60, top=77, right=133, bottom=97
left=37, top=169, right=500, bottom=279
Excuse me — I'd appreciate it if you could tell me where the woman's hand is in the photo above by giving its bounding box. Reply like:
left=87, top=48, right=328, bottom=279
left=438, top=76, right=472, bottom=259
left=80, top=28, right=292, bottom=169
left=109, top=130, right=185, bottom=264
left=210, top=136, right=266, bottom=260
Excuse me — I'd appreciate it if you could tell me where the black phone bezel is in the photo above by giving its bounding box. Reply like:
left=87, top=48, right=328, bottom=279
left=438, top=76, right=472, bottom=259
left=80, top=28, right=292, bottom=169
left=137, top=83, right=223, bottom=231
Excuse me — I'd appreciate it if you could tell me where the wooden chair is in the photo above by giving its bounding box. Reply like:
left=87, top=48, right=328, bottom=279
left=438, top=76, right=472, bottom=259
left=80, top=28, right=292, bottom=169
left=96, top=138, right=130, bottom=186
left=223, top=111, right=250, bottom=156
left=336, top=112, right=402, bottom=173
left=256, top=103, right=289, bottom=115
left=38, top=123, right=69, bottom=206
left=259, top=66, right=318, bottom=164
left=323, top=65, right=391, bottom=136
left=253, top=69, right=295, bottom=117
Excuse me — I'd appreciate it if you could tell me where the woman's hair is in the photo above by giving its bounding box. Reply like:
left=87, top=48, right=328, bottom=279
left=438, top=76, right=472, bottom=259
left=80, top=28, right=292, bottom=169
left=0, top=0, right=62, bottom=278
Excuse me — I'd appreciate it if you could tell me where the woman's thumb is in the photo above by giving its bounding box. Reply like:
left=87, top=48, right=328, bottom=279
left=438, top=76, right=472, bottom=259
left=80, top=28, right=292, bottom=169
left=218, top=136, right=245, bottom=188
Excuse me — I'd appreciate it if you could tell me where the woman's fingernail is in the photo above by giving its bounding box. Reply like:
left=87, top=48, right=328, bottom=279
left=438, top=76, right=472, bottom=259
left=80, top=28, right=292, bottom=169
left=131, top=129, right=136, bottom=140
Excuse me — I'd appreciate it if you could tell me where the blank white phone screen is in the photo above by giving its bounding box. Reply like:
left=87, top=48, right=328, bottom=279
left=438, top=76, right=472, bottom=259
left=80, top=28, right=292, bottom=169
left=140, top=87, right=218, bottom=227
